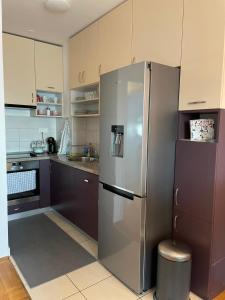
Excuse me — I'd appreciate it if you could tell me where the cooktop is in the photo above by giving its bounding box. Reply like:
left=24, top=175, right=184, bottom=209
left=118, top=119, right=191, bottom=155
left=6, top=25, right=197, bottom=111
left=6, top=152, right=44, bottom=159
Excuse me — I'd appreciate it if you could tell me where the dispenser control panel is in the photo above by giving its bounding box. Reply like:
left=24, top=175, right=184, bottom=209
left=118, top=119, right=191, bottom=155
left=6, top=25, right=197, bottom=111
left=111, top=125, right=124, bottom=158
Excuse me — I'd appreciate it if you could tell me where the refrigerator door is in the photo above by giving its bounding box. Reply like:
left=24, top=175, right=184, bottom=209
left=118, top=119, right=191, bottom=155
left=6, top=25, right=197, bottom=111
left=98, top=183, right=146, bottom=293
left=100, top=62, right=150, bottom=197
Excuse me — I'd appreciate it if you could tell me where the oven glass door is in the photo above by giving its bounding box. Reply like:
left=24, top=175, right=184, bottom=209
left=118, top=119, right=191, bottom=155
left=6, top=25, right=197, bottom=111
left=7, top=169, right=40, bottom=201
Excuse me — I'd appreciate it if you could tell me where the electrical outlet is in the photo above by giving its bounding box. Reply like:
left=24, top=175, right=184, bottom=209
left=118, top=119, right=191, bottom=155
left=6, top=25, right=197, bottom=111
left=39, top=128, right=48, bottom=134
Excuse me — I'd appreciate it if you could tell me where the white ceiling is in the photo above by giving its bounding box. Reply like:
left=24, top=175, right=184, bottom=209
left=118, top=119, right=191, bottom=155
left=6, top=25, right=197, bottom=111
left=2, top=0, right=125, bottom=45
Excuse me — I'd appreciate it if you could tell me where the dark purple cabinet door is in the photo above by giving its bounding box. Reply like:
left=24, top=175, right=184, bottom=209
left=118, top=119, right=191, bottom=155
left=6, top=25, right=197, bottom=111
left=8, top=200, right=39, bottom=215
left=39, top=159, right=51, bottom=208
left=51, top=161, right=74, bottom=218
left=173, top=210, right=212, bottom=300
left=72, top=170, right=98, bottom=240
left=51, top=161, right=98, bottom=240
left=174, top=140, right=217, bottom=223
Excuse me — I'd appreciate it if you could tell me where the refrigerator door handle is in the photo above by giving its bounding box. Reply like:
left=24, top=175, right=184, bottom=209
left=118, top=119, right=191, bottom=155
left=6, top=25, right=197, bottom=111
left=102, top=183, right=134, bottom=200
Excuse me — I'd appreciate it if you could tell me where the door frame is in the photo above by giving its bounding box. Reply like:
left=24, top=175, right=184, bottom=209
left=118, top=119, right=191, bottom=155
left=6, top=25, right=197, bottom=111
left=0, top=0, right=10, bottom=258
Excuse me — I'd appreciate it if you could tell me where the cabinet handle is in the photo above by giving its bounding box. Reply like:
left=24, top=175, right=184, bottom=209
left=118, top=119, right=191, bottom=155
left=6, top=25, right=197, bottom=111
left=174, top=187, right=179, bottom=206
left=132, top=56, right=136, bottom=64
left=98, top=64, right=102, bottom=76
left=174, top=215, right=179, bottom=232
left=14, top=208, right=20, bottom=211
left=82, top=71, right=86, bottom=83
left=188, top=101, right=206, bottom=105
left=32, top=93, right=34, bottom=103
left=84, top=179, right=89, bottom=183
left=47, top=86, right=55, bottom=89
left=78, top=72, right=82, bottom=83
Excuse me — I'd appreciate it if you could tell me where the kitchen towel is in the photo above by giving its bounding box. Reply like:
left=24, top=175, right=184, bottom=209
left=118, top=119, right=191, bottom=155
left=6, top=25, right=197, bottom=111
left=58, top=119, right=71, bottom=155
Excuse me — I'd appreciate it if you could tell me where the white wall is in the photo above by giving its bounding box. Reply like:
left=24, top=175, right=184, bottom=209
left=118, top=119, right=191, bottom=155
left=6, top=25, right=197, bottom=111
left=5, top=109, right=57, bottom=153
left=0, top=0, right=10, bottom=257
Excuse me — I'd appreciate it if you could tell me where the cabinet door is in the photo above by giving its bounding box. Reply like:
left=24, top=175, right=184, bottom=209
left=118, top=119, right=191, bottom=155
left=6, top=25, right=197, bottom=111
left=173, top=210, right=212, bottom=300
left=132, top=0, right=183, bottom=67
left=81, top=22, right=100, bottom=86
left=179, top=0, right=225, bottom=110
left=35, top=41, right=63, bottom=92
left=69, top=32, right=84, bottom=89
left=51, top=161, right=74, bottom=219
left=39, top=159, right=51, bottom=208
left=51, top=161, right=98, bottom=240
left=174, top=140, right=216, bottom=222
left=99, top=0, right=132, bottom=74
left=3, top=34, right=36, bottom=106
left=73, top=170, right=98, bottom=240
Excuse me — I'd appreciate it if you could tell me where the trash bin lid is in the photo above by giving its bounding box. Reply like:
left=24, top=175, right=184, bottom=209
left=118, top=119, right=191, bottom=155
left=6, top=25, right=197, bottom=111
left=158, top=240, right=191, bottom=262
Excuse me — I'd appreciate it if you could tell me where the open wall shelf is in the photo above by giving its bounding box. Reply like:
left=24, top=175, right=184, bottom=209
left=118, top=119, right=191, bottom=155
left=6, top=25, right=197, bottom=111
left=35, top=90, right=63, bottom=118
left=178, top=109, right=219, bottom=143
left=70, top=83, right=100, bottom=118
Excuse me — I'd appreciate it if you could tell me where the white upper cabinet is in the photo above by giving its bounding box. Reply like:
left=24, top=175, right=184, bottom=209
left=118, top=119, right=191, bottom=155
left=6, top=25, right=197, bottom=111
left=35, top=41, right=63, bottom=92
left=69, top=21, right=99, bottom=89
left=82, top=22, right=100, bottom=86
left=3, top=33, right=36, bottom=106
left=98, top=0, right=132, bottom=74
left=132, top=0, right=183, bottom=67
left=69, top=31, right=84, bottom=89
left=179, top=0, right=225, bottom=110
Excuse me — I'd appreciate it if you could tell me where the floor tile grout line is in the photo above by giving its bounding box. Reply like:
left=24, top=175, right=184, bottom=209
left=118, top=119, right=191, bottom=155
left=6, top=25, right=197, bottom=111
left=62, top=290, right=82, bottom=300
left=66, top=274, right=81, bottom=292
left=80, top=290, right=88, bottom=300
left=77, top=274, right=113, bottom=292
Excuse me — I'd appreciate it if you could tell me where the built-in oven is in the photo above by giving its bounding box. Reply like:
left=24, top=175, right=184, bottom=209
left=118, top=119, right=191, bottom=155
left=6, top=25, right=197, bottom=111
left=7, top=160, right=40, bottom=214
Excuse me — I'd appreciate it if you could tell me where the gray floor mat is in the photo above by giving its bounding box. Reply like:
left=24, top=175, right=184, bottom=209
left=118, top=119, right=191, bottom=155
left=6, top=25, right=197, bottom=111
left=8, top=214, right=96, bottom=287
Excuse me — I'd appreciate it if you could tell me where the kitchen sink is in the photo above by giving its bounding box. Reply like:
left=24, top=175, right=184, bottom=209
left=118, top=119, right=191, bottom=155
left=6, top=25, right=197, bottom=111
left=68, top=156, right=96, bottom=163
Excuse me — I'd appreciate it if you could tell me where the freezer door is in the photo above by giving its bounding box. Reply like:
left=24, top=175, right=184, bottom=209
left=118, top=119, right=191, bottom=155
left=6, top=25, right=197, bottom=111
left=100, top=62, right=150, bottom=197
left=98, top=183, right=146, bottom=293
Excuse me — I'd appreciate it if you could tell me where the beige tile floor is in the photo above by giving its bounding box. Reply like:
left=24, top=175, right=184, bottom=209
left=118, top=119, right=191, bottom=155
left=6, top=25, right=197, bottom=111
left=10, top=210, right=202, bottom=300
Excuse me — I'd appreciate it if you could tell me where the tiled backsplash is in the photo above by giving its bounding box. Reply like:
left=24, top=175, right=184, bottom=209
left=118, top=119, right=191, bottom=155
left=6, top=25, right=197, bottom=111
left=5, top=114, right=57, bottom=153
left=72, top=118, right=99, bottom=154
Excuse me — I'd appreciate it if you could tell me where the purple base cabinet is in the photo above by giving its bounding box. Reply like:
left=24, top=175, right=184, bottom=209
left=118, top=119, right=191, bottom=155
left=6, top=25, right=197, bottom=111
left=173, top=109, right=225, bottom=300
left=51, top=160, right=98, bottom=241
left=39, top=159, right=51, bottom=208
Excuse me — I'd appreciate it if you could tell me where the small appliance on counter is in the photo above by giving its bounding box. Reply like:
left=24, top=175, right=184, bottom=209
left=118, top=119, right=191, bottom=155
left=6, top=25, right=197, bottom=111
left=30, top=140, right=46, bottom=154
left=47, top=137, right=57, bottom=154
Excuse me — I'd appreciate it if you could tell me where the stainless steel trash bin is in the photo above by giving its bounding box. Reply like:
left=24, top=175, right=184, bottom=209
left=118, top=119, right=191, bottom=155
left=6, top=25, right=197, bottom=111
left=154, top=240, right=191, bottom=300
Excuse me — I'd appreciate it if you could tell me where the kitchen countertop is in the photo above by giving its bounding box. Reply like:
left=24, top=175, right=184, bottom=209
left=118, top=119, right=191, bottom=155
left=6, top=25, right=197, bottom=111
left=50, top=155, right=99, bottom=175
left=7, top=154, right=99, bottom=176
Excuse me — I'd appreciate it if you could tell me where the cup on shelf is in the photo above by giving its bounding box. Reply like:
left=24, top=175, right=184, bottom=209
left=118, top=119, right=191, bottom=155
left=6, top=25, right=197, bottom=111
left=52, top=111, right=60, bottom=116
left=37, top=109, right=46, bottom=116
left=53, top=96, right=58, bottom=104
left=43, top=95, right=48, bottom=103
left=84, top=90, right=97, bottom=100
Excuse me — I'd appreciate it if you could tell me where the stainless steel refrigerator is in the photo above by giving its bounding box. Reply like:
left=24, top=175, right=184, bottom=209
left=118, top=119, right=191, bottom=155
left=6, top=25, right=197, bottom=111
left=99, top=62, right=180, bottom=294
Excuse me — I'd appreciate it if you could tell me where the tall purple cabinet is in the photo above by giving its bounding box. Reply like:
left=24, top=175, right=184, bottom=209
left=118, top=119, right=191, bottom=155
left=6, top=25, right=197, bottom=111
left=173, top=109, right=225, bottom=300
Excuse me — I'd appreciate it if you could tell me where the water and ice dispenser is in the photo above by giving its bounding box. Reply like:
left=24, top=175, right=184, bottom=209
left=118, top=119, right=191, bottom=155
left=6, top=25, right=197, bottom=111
left=111, top=125, right=124, bottom=157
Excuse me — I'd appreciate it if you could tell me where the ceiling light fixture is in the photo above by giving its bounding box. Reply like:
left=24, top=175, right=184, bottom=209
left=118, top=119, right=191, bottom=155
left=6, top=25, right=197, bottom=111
left=44, top=0, right=71, bottom=13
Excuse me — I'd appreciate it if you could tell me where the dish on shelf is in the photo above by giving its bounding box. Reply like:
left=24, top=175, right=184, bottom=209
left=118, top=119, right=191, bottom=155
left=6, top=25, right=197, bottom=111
left=87, top=111, right=98, bottom=114
left=75, top=96, right=86, bottom=101
left=37, top=93, right=59, bottom=104
left=51, top=111, right=61, bottom=116
left=36, top=109, right=46, bottom=115
left=74, top=110, right=88, bottom=115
